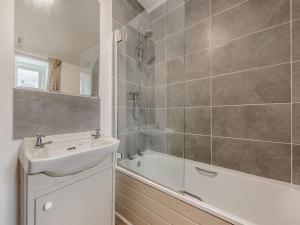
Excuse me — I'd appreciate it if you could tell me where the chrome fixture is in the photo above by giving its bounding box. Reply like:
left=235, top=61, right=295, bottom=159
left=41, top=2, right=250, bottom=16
left=195, top=166, right=218, bottom=177
left=137, top=150, right=144, bottom=156
left=128, top=153, right=136, bottom=160
left=35, top=134, right=53, bottom=149
left=91, top=129, right=100, bottom=139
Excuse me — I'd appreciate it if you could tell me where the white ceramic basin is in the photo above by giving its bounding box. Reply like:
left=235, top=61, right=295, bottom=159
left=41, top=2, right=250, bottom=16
left=19, top=132, right=119, bottom=176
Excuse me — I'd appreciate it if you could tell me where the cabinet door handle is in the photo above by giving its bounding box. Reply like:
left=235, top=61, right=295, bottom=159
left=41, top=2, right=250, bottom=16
left=43, top=202, right=53, bottom=211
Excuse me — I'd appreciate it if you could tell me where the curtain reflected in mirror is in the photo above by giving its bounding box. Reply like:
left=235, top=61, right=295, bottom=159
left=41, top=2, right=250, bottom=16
left=14, top=0, right=100, bottom=97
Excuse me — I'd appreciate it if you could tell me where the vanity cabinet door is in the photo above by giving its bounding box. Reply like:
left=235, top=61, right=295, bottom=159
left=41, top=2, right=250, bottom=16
left=35, top=168, right=113, bottom=225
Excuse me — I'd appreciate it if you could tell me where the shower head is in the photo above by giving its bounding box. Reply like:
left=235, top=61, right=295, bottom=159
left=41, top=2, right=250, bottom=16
left=140, top=30, right=153, bottom=44
left=144, top=30, right=153, bottom=39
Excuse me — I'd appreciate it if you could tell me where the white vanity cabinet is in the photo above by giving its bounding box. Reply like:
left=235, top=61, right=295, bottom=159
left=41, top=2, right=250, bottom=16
left=20, top=153, right=115, bottom=225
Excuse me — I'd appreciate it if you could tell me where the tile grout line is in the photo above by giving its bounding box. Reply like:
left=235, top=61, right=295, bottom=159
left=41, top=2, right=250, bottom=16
left=164, top=1, right=167, bottom=155
left=210, top=0, right=213, bottom=165
left=291, top=0, right=294, bottom=184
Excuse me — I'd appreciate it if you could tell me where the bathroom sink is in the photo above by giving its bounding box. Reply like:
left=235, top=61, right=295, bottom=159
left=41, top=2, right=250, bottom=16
left=19, top=132, right=119, bottom=176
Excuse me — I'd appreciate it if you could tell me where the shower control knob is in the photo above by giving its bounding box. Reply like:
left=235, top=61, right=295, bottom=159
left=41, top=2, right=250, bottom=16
left=43, top=202, right=53, bottom=211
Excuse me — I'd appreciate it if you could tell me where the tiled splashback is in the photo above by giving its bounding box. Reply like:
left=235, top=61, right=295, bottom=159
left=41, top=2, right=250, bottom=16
left=113, top=0, right=300, bottom=185
left=13, top=88, right=100, bottom=139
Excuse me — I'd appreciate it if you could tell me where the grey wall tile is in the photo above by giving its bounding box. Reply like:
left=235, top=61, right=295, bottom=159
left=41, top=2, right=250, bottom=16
left=117, top=107, right=136, bottom=134
left=185, top=78, right=211, bottom=107
left=149, top=4, right=164, bottom=23
left=212, top=24, right=290, bottom=75
left=150, top=16, right=165, bottom=42
left=137, top=131, right=148, bottom=152
left=211, top=0, right=246, bottom=15
left=149, top=39, right=166, bottom=65
left=166, top=31, right=185, bottom=60
left=293, top=103, right=300, bottom=144
left=185, top=107, right=211, bottom=135
left=149, top=86, right=166, bottom=108
left=118, top=80, right=137, bottom=107
left=185, top=134, right=211, bottom=163
left=149, top=63, right=166, bottom=87
left=293, top=62, right=300, bottom=102
left=185, top=20, right=211, bottom=54
left=149, top=130, right=166, bottom=153
left=293, top=145, right=300, bottom=185
left=113, top=0, right=137, bottom=25
left=186, top=0, right=210, bottom=27
left=212, top=64, right=291, bottom=105
left=212, top=0, right=290, bottom=46
left=212, top=104, right=291, bottom=143
left=166, top=57, right=185, bottom=84
left=212, top=137, right=291, bottom=182
left=166, top=108, right=184, bottom=132
left=118, top=53, right=137, bottom=83
left=293, top=0, right=300, bottom=20
left=167, top=83, right=185, bottom=107
left=13, top=89, right=100, bottom=139
left=165, top=0, right=185, bottom=14
left=185, top=50, right=211, bottom=80
left=149, top=108, right=166, bottom=130
left=293, top=19, right=300, bottom=61
left=166, top=132, right=184, bottom=157
left=118, top=133, right=137, bottom=158
left=166, top=5, right=185, bottom=36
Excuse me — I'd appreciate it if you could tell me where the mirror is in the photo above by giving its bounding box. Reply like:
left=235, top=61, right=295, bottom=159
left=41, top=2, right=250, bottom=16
left=14, top=0, right=100, bottom=97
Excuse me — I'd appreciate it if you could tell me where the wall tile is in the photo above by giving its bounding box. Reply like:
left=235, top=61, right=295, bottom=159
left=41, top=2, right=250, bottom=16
left=185, top=78, right=211, bottom=107
left=149, top=39, right=165, bottom=65
left=293, top=0, right=300, bottom=20
left=212, top=104, right=291, bottom=143
left=185, top=50, right=211, bottom=80
left=212, top=63, right=291, bottom=105
left=166, top=57, right=185, bottom=84
left=186, top=0, right=210, bottom=27
left=149, top=130, right=166, bottom=153
left=150, top=16, right=165, bottom=42
left=293, top=19, right=300, bottom=61
left=13, top=89, right=100, bottom=139
left=166, top=5, right=185, bottom=37
left=118, top=133, right=137, bottom=158
left=293, top=61, right=300, bottom=102
left=165, top=0, right=185, bottom=14
left=211, top=0, right=246, bottom=15
left=149, top=86, right=166, bottom=108
left=212, top=24, right=290, bottom=75
left=185, top=134, right=211, bottom=163
left=149, top=108, right=166, bottom=130
left=212, top=137, right=291, bottom=182
left=185, top=107, right=211, bottom=135
left=166, top=31, right=185, bottom=60
left=112, top=0, right=137, bottom=25
left=212, top=0, right=290, bottom=46
left=167, top=83, right=185, bottom=107
left=293, top=145, right=300, bottom=185
left=149, top=63, right=166, bottom=87
left=166, top=108, right=184, bottom=132
left=149, top=4, right=164, bottom=23
left=118, top=53, right=137, bottom=83
left=117, top=107, right=136, bottom=134
left=137, top=131, right=148, bottom=152
left=166, top=132, right=184, bottom=157
left=293, top=103, right=300, bottom=144
left=185, top=20, right=211, bottom=54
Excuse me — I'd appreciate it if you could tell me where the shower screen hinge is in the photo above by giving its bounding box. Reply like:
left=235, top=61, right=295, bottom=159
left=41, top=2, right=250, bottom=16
left=114, top=29, right=123, bottom=43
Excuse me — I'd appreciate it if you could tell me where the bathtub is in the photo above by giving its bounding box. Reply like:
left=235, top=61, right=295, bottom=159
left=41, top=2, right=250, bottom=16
left=117, top=150, right=300, bottom=225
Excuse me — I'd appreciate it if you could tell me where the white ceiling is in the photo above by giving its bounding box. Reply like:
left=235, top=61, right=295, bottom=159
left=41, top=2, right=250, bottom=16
left=15, top=0, right=100, bottom=66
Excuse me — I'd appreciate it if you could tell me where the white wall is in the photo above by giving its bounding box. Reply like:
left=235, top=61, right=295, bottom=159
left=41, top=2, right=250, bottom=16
left=0, top=0, right=21, bottom=225
left=60, top=62, right=81, bottom=95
